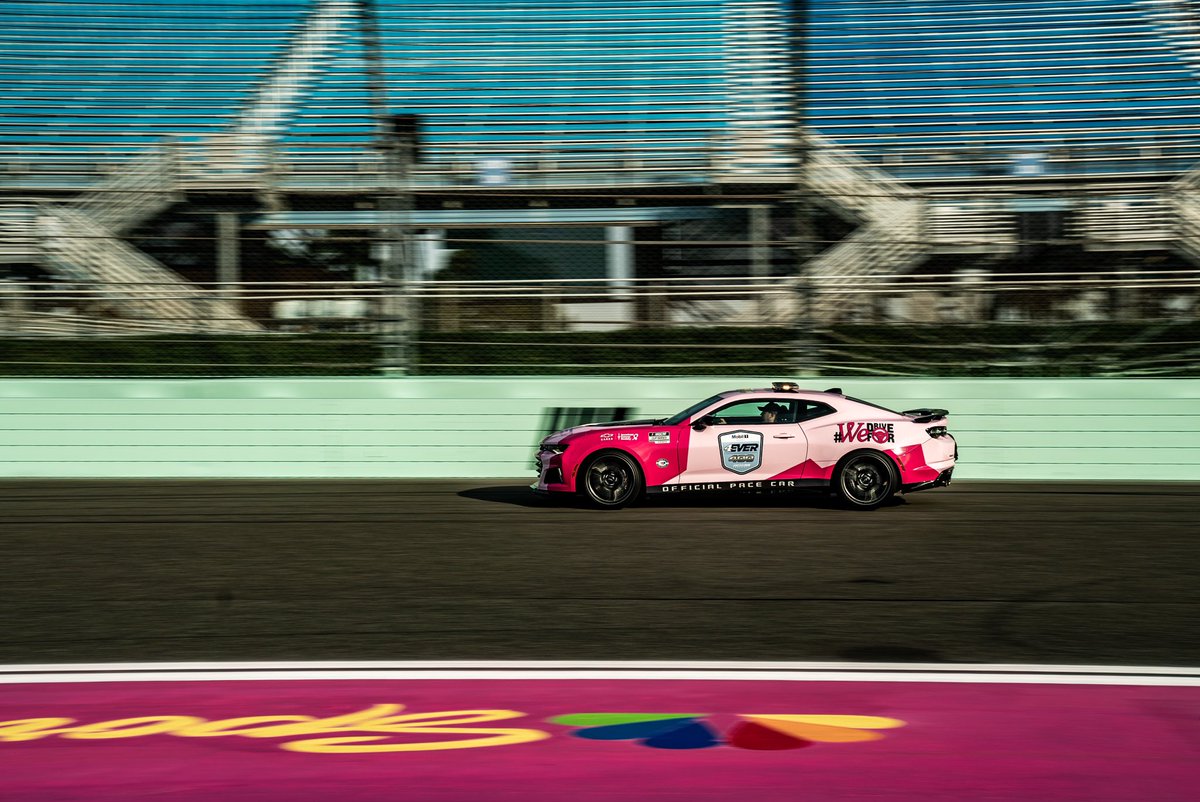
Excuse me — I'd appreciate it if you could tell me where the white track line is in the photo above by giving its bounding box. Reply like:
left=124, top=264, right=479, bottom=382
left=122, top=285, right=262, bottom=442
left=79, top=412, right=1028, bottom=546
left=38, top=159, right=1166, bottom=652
left=0, top=661, right=1198, bottom=686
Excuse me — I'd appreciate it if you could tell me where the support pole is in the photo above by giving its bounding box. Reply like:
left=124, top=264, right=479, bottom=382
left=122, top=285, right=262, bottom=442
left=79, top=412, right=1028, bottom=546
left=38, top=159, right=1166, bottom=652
left=358, top=0, right=415, bottom=374
left=634, top=226, right=667, bottom=327
left=605, top=225, right=634, bottom=296
left=377, top=124, right=417, bottom=374
left=215, top=213, right=241, bottom=296
left=749, top=205, right=771, bottom=318
left=786, top=0, right=817, bottom=372
left=215, top=212, right=241, bottom=330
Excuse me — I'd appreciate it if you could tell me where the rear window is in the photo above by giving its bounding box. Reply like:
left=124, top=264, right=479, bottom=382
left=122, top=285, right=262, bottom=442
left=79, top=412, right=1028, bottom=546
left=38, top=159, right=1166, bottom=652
left=844, top=395, right=902, bottom=416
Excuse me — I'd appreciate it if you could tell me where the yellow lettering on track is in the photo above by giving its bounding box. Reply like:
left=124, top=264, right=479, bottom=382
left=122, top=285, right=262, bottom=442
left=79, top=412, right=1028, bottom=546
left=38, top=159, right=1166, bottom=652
left=62, top=716, right=207, bottom=740
left=0, top=705, right=551, bottom=753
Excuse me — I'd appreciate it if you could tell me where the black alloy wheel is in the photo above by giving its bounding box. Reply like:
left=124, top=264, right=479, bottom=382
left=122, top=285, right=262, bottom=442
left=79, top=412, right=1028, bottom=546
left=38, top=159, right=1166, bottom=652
left=836, top=451, right=898, bottom=510
left=581, top=452, right=643, bottom=508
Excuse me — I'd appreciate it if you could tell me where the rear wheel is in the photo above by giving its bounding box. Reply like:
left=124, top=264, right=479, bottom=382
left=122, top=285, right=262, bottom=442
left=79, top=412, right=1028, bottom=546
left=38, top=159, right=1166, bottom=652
left=581, top=452, right=643, bottom=508
left=835, top=451, right=898, bottom=510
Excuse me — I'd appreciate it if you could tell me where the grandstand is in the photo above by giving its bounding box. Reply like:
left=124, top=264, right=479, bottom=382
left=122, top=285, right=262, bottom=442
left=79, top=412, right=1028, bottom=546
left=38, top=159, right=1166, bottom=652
left=813, top=0, right=1200, bottom=179
left=0, top=0, right=1198, bottom=358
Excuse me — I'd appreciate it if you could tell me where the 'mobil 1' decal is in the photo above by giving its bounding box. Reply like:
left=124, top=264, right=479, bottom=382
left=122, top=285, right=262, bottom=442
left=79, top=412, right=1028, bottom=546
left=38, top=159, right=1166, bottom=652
left=719, top=430, right=763, bottom=475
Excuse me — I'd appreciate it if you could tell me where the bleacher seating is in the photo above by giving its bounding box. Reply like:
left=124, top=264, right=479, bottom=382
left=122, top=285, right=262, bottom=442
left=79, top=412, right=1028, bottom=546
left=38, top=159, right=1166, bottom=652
left=0, top=0, right=313, bottom=169
left=3, top=0, right=1200, bottom=185
left=810, top=0, right=1200, bottom=180
left=0, top=0, right=790, bottom=188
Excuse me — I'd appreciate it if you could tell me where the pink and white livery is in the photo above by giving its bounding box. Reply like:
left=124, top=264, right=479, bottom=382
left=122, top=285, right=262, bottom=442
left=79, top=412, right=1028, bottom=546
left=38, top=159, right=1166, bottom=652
left=534, top=382, right=957, bottom=509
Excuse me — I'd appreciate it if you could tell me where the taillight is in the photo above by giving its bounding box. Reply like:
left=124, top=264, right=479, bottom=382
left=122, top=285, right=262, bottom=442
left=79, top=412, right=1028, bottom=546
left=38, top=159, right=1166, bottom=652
left=926, top=426, right=948, bottom=438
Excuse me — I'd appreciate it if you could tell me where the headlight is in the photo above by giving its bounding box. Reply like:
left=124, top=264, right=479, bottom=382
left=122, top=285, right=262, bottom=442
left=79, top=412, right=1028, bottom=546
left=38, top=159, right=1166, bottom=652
left=541, top=442, right=568, bottom=454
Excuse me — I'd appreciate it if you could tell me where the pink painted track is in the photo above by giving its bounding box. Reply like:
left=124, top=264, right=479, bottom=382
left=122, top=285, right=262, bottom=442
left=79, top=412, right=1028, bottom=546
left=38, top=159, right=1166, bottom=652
left=2, top=664, right=1197, bottom=801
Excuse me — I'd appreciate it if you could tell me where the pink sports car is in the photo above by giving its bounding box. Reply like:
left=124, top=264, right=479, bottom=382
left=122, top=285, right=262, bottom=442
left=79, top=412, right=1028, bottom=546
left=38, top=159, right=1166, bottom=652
left=534, top=382, right=957, bottom=509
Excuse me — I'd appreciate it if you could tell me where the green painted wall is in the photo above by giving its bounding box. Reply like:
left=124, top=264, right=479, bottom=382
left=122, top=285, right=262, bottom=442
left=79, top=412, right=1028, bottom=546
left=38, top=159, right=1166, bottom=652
left=1, top=378, right=1197, bottom=480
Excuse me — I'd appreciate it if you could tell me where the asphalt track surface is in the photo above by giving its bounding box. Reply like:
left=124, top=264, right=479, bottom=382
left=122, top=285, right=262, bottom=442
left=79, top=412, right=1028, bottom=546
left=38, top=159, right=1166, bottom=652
left=1, top=480, right=1197, bottom=667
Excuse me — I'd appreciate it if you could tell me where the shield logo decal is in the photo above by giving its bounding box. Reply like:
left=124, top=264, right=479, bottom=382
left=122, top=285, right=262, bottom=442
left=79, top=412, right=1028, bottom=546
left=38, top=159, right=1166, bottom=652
left=719, top=430, right=763, bottom=475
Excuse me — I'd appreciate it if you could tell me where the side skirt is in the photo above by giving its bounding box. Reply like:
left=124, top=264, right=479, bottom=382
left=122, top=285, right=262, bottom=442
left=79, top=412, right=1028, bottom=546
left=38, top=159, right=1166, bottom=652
left=649, top=479, right=830, bottom=495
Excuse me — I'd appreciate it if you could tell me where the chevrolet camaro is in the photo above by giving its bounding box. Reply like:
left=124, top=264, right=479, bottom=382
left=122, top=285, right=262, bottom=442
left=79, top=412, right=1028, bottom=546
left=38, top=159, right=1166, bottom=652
left=534, top=382, right=957, bottom=509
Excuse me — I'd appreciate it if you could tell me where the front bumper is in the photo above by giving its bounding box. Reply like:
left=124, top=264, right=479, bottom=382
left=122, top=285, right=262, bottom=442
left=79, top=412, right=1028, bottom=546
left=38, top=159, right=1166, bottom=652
left=534, top=449, right=570, bottom=492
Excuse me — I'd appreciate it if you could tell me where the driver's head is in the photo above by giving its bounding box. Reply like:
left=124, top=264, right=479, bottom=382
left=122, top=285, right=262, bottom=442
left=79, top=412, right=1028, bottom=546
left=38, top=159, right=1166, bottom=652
left=759, top=401, right=784, bottom=422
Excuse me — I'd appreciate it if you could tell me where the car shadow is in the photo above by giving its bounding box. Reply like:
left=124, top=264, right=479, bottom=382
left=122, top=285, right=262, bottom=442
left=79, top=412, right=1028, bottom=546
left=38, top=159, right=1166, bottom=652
left=457, top=486, right=557, bottom=508
left=458, top=485, right=908, bottom=511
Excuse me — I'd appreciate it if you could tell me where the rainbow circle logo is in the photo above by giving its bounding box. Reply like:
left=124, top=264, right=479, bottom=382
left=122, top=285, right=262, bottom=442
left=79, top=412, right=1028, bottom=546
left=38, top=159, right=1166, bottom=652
left=547, top=713, right=906, bottom=750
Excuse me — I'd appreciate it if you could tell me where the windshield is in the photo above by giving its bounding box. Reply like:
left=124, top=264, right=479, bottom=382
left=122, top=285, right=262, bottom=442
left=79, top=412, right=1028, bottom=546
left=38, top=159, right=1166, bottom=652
left=661, top=394, right=726, bottom=426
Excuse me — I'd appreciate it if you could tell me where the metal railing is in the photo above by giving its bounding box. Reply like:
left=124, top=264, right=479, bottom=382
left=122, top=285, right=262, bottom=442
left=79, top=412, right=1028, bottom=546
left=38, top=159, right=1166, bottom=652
left=2, top=271, right=1197, bottom=329
left=3, top=273, right=1198, bottom=376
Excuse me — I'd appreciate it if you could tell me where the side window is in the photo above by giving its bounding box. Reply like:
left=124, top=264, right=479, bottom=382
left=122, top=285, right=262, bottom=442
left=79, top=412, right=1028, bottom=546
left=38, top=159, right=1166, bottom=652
left=710, top=400, right=798, bottom=425
left=798, top=401, right=836, bottom=422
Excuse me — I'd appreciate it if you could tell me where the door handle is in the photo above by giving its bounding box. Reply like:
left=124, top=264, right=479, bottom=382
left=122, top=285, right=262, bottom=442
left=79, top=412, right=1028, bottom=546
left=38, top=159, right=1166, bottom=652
left=772, top=434, right=796, bottom=439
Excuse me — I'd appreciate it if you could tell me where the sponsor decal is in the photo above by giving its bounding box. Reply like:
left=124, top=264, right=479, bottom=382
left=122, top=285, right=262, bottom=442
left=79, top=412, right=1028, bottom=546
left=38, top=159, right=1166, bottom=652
left=649, top=431, right=671, bottom=444
left=0, top=705, right=903, bottom=755
left=538, top=406, right=634, bottom=440
left=834, top=422, right=894, bottom=444
left=718, top=430, right=763, bottom=475
left=600, top=433, right=614, bottom=442
left=617, top=433, right=638, bottom=442
left=660, top=480, right=801, bottom=493
left=655, top=459, right=670, bottom=468
left=550, top=713, right=904, bottom=750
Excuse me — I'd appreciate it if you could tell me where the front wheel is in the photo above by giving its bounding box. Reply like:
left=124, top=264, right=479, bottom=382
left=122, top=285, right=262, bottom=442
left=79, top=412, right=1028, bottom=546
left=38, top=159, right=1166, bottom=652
left=835, top=451, right=898, bottom=510
left=580, top=452, right=643, bottom=508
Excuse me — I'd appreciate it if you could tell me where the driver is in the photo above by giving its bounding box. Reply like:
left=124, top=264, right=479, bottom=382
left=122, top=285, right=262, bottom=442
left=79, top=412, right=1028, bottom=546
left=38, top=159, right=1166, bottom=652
left=759, top=401, right=786, bottom=423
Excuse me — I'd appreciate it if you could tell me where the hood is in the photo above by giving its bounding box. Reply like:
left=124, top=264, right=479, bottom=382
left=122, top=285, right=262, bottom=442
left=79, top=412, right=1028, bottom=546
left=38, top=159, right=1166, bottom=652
left=545, top=418, right=662, bottom=441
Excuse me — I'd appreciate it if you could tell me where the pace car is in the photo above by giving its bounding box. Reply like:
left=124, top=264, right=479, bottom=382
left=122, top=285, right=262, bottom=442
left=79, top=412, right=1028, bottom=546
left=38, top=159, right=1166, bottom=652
left=534, top=382, right=957, bottom=509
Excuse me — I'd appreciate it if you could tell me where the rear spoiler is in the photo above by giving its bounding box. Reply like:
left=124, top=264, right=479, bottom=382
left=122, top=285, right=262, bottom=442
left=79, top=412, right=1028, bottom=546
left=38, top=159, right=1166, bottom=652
left=902, top=408, right=948, bottom=424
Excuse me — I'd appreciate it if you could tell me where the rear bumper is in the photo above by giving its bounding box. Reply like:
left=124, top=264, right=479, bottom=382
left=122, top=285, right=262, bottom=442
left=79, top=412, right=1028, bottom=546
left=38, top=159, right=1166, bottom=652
left=903, top=467, right=954, bottom=494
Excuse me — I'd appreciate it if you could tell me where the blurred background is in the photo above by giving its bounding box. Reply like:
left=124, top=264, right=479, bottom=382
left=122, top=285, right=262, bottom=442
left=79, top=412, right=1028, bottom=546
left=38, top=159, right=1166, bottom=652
left=4, top=0, right=1199, bottom=379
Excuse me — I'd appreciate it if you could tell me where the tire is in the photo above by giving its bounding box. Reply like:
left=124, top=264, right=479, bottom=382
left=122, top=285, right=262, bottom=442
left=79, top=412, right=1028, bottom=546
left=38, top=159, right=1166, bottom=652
left=835, top=451, right=898, bottom=510
left=580, top=451, right=643, bottom=509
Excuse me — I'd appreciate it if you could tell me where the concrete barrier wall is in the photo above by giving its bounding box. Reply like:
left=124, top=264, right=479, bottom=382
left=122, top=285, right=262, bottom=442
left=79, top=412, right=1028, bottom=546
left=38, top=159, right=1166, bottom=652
left=2, top=377, right=1198, bottom=480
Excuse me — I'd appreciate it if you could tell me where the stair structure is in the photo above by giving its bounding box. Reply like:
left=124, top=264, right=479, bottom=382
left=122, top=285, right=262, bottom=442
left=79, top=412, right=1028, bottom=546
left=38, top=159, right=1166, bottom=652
left=196, top=0, right=358, bottom=179
left=0, top=205, right=40, bottom=266
left=793, top=134, right=928, bottom=324
left=1139, top=0, right=1200, bottom=262
left=31, top=146, right=262, bottom=332
left=1142, top=0, right=1200, bottom=75
left=69, top=146, right=182, bottom=235
left=38, top=206, right=261, bottom=332
left=1171, top=170, right=1200, bottom=264
left=12, top=0, right=359, bottom=333
left=1073, top=195, right=1176, bottom=253
left=716, top=0, right=793, bottom=180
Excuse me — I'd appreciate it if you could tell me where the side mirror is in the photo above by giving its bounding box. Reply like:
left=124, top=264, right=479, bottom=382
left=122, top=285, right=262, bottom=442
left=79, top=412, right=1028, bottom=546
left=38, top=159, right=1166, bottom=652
left=692, top=415, right=714, bottom=431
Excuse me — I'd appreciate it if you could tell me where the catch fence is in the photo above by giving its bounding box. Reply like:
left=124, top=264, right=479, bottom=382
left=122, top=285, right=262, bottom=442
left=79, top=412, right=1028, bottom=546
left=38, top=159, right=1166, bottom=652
left=2, top=270, right=1198, bottom=377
